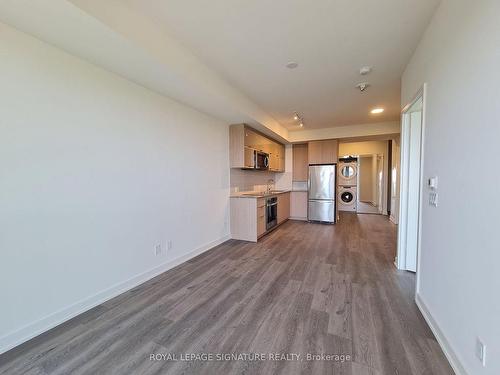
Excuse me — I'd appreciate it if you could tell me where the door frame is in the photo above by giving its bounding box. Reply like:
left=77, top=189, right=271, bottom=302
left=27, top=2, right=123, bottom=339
left=396, top=84, right=427, bottom=293
left=356, top=152, right=388, bottom=215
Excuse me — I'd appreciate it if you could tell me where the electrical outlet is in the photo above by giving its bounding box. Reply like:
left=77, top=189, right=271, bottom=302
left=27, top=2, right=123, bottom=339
left=429, top=191, right=438, bottom=207
left=167, top=240, right=173, bottom=251
left=476, top=337, right=486, bottom=366
left=154, top=244, right=162, bottom=256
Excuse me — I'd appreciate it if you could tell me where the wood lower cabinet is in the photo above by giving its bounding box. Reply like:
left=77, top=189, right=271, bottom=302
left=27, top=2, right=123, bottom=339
left=308, top=139, right=338, bottom=165
left=230, top=192, right=290, bottom=242
left=256, top=199, right=266, bottom=237
left=277, top=192, right=290, bottom=224
left=290, top=191, right=308, bottom=220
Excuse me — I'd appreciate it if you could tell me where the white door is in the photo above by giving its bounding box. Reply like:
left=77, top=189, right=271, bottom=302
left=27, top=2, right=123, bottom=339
left=398, top=92, right=424, bottom=273
left=376, top=156, right=384, bottom=214
left=405, top=111, right=422, bottom=272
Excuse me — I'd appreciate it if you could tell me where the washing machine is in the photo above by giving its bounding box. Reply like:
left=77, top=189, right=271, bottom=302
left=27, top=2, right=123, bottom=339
left=338, top=186, right=357, bottom=212
left=338, top=158, right=358, bottom=186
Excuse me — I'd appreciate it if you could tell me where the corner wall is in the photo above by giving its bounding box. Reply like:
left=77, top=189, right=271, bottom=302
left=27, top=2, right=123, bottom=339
left=0, top=23, right=230, bottom=353
left=402, top=1, right=500, bottom=374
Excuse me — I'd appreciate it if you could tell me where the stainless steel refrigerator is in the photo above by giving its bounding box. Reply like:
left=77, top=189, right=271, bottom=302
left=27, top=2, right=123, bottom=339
left=308, top=164, right=336, bottom=223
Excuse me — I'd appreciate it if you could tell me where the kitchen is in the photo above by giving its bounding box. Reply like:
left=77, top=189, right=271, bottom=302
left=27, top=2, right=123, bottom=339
left=229, top=124, right=339, bottom=242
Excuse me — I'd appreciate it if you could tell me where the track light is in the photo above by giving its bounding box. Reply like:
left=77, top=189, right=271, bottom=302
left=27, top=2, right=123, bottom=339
left=292, top=112, right=305, bottom=128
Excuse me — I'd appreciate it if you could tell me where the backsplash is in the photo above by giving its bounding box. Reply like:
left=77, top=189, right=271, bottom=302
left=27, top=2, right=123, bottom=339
left=230, top=169, right=277, bottom=193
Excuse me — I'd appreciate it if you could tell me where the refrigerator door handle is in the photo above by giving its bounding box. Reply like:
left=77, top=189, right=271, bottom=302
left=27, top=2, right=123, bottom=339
left=307, top=170, right=311, bottom=192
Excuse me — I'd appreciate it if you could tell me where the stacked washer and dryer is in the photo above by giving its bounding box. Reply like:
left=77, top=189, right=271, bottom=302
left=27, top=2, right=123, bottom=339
left=338, top=157, right=358, bottom=212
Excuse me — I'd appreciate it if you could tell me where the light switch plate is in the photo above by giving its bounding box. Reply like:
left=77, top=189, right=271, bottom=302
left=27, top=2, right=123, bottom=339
left=429, top=192, right=438, bottom=207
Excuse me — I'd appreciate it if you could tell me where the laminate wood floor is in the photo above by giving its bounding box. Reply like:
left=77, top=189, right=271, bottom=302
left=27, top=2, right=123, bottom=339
left=0, top=213, right=454, bottom=375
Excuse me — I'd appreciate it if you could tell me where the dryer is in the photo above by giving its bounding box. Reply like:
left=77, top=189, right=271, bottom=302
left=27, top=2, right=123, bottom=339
left=338, top=158, right=358, bottom=186
left=338, top=186, right=357, bottom=212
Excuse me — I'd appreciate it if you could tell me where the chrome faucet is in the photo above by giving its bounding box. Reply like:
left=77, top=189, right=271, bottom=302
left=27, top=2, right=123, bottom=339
left=266, top=179, right=275, bottom=194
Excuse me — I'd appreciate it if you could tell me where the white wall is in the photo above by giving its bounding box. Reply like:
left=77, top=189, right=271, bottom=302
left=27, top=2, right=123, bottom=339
left=402, top=1, right=500, bottom=374
left=0, top=0, right=289, bottom=141
left=0, top=23, right=230, bottom=353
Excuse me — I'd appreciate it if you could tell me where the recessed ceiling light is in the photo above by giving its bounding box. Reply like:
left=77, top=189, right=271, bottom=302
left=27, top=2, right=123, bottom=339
left=286, top=61, right=298, bottom=69
left=371, top=108, right=384, bottom=114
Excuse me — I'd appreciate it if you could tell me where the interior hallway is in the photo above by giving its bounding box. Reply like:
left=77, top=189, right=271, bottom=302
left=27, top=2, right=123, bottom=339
left=0, top=214, right=453, bottom=375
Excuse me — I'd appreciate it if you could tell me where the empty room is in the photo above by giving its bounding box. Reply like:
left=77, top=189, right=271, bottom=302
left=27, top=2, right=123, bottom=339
left=0, top=1, right=498, bottom=374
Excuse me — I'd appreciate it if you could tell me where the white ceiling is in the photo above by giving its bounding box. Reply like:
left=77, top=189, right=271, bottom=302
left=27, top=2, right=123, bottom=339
left=123, top=0, right=440, bottom=131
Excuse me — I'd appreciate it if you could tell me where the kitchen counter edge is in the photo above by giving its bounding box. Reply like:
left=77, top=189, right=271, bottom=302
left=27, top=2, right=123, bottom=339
left=230, top=190, right=292, bottom=199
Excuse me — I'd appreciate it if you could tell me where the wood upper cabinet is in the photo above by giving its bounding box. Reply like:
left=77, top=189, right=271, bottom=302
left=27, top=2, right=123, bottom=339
left=308, top=139, right=338, bottom=164
left=278, top=154, right=285, bottom=173
left=244, top=128, right=260, bottom=149
left=293, top=143, right=308, bottom=181
left=230, top=124, right=253, bottom=168
left=269, top=143, right=285, bottom=172
left=277, top=192, right=290, bottom=224
left=278, top=144, right=285, bottom=172
left=230, top=124, right=285, bottom=172
left=269, top=154, right=280, bottom=172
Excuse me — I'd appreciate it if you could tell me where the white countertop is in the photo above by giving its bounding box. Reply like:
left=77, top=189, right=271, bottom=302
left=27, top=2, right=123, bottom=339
left=230, top=190, right=291, bottom=199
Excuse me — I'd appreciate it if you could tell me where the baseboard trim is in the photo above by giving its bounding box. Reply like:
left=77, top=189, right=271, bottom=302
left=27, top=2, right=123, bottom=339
left=415, top=293, right=468, bottom=375
left=0, top=234, right=231, bottom=355
left=289, top=216, right=307, bottom=221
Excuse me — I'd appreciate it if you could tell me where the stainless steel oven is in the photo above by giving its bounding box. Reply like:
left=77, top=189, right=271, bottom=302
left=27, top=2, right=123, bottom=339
left=266, top=197, right=278, bottom=230
left=255, top=151, right=269, bottom=170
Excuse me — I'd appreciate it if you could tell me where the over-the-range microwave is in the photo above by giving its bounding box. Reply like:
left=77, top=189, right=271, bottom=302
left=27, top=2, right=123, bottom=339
left=243, top=147, right=269, bottom=170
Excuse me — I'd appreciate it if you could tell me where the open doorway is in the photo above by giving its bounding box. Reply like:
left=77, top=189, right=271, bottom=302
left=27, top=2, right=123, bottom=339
left=357, top=154, right=383, bottom=214
left=397, top=86, right=425, bottom=273
left=338, top=140, right=391, bottom=216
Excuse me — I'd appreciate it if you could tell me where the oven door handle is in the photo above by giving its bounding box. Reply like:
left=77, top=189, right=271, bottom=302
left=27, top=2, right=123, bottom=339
left=267, top=202, right=278, bottom=206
